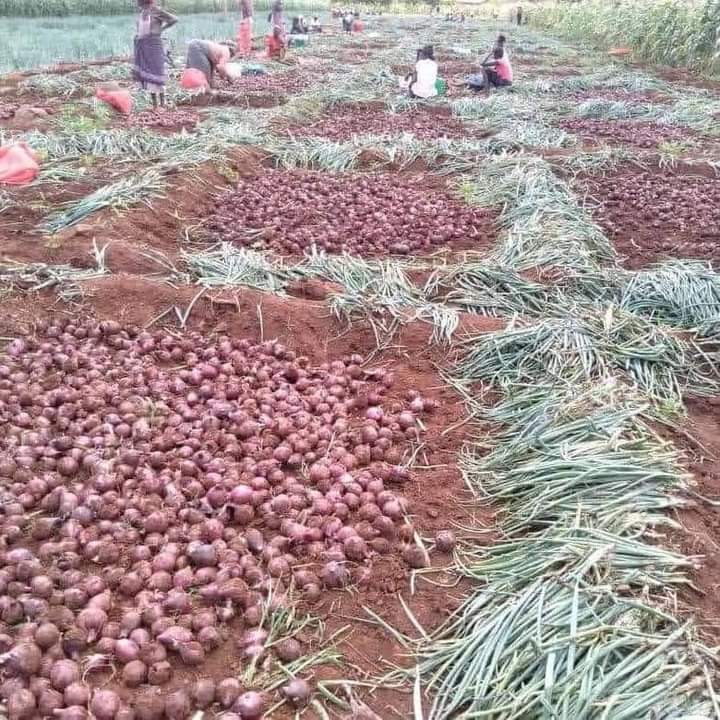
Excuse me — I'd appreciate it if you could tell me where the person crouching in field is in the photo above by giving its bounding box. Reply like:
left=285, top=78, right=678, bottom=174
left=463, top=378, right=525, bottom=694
left=288, top=16, right=309, bottom=47
left=265, top=27, right=287, bottom=59
left=465, top=34, right=513, bottom=92
left=482, top=37, right=513, bottom=88
left=400, top=45, right=438, bottom=99
left=182, top=40, right=235, bottom=89
left=133, top=0, right=177, bottom=109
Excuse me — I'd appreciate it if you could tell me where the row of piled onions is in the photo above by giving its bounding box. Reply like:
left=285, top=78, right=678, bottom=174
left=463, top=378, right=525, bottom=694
left=207, top=169, right=491, bottom=255
left=584, top=166, right=720, bottom=236
left=291, top=104, right=471, bottom=141
left=127, top=109, right=199, bottom=130
left=0, top=320, right=454, bottom=719
left=558, top=118, right=692, bottom=148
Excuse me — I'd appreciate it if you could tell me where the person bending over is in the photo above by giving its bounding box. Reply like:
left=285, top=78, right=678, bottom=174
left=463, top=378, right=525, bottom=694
left=184, top=39, right=234, bottom=88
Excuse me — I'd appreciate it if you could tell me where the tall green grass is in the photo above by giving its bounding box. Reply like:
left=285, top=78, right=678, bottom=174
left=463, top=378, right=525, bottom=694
left=532, top=0, right=720, bottom=74
left=0, top=9, right=324, bottom=72
left=0, top=0, right=324, bottom=16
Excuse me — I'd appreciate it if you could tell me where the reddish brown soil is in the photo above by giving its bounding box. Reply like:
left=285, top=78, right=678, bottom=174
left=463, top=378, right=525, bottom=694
left=0, top=277, right=501, bottom=718
left=578, top=162, right=720, bottom=269
left=0, top=149, right=268, bottom=275
left=126, top=107, right=200, bottom=132
left=220, top=69, right=312, bottom=95
left=662, top=396, right=720, bottom=640
left=180, top=89, right=289, bottom=109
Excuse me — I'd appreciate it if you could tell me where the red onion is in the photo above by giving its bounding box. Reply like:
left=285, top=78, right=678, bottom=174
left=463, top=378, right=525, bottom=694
left=217, top=678, right=241, bottom=708
left=7, top=688, right=36, bottom=719
left=115, top=638, right=140, bottom=664
left=435, top=530, right=457, bottom=553
left=64, top=682, right=90, bottom=706
left=164, top=689, right=190, bottom=720
left=147, top=661, right=172, bottom=685
left=234, top=691, right=265, bottom=719
left=282, top=678, right=311, bottom=707
left=192, top=678, right=216, bottom=708
left=91, top=689, right=121, bottom=720
left=49, top=659, right=79, bottom=690
left=403, top=544, right=429, bottom=569
left=6, top=642, right=42, bottom=676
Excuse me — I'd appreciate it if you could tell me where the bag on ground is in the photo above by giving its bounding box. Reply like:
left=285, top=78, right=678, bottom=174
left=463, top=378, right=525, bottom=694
left=0, top=142, right=40, bottom=186
left=180, top=68, right=210, bottom=90
left=95, top=88, right=133, bottom=114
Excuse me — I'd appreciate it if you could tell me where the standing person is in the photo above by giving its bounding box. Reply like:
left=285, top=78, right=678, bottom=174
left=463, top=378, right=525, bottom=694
left=133, top=0, right=177, bottom=109
left=237, top=0, right=253, bottom=57
left=269, top=0, right=287, bottom=44
left=516, top=5, right=523, bottom=25
left=342, top=9, right=353, bottom=32
left=182, top=39, right=235, bottom=89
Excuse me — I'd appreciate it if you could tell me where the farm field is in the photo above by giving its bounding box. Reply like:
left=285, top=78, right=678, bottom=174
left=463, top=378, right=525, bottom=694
left=0, top=9, right=328, bottom=74
left=2, top=11, right=720, bottom=720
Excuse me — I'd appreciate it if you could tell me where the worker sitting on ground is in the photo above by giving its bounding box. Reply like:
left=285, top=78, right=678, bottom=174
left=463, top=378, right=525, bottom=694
left=400, top=45, right=438, bottom=99
left=181, top=39, right=235, bottom=89
left=309, top=15, right=322, bottom=32
left=265, top=26, right=287, bottom=59
left=288, top=16, right=308, bottom=47
left=482, top=39, right=513, bottom=88
left=465, top=34, right=513, bottom=92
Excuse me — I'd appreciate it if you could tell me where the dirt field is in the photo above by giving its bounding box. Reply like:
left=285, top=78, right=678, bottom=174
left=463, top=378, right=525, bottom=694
left=1, top=13, right=720, bottom=720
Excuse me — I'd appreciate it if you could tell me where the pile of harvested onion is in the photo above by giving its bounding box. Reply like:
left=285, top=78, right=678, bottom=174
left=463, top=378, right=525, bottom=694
left=127, top=109, right=199, bottom=130
left=0, top=320, right=449, bottom=719
left=290, top=104, right=471, bottom=141
left=207, top=169, right=492, bottom=255
left=558, top=118, right=692, bottom=148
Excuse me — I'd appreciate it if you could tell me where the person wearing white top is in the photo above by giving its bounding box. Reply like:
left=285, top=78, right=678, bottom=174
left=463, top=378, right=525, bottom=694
left=400, top=45, right=438, bottom=99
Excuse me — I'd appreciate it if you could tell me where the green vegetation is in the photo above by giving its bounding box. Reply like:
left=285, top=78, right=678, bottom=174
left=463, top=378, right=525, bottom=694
left=3, top=13, right=720, bottom=720
left=532, top=0, right=720, bottom=74
left=0, top=11, right=324, bottom=72
left=0, top=0, right=323, bottom=17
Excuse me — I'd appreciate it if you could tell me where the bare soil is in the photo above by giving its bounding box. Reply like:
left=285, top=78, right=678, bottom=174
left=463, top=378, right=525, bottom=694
left=659, top=397, right=720, bottom=641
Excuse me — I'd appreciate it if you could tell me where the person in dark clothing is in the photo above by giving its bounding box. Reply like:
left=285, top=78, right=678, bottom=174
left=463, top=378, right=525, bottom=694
left=133, top=0, right=177, bottom=108
left=516, top=5, right=523, bottom=25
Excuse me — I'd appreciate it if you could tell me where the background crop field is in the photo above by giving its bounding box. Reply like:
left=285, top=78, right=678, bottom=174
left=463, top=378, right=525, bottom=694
left=0, top=7, right=330, bottom=72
